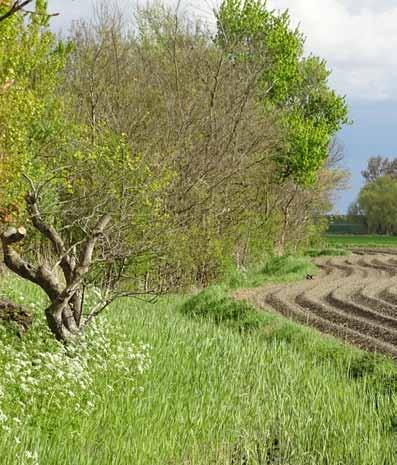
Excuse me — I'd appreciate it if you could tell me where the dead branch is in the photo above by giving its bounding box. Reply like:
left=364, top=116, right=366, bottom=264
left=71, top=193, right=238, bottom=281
left=0, top=0, right=59, bottom=23
left=0, top=0, right=33, bottom=23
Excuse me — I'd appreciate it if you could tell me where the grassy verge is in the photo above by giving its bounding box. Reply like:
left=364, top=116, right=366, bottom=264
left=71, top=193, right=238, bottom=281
left=304, top=247, right=350, bottom=257
left=0, top=262, right=396, bottom=464
left=225, top=255, right=317, bottom=289
left=225, top=251, right=349, bottom=289
left=326, top=234, right=397, bottom=248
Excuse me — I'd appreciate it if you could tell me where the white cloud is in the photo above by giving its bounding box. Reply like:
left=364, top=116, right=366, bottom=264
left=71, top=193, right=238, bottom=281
left=267, top=0, right=397, bottom=102
left=341, top=0, right=391, bottom=14
left=48, top=0, right=95, bottom=31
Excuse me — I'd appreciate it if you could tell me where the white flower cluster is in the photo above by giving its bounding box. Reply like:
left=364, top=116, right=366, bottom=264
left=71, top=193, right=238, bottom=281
left=19, top=450, right=40, bottom=465
left=0, top=289, right=151, bottom=438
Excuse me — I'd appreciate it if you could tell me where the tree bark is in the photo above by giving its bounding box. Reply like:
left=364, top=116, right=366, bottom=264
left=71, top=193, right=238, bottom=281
left=1, top=213, right=111, bottom=342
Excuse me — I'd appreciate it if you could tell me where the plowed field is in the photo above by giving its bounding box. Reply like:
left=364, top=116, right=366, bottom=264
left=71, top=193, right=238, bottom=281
left=235, top=250, right=397, bottom=357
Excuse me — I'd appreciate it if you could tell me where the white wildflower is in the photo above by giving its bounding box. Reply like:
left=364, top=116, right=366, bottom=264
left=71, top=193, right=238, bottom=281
left=0, top=410, right=8, bottom=423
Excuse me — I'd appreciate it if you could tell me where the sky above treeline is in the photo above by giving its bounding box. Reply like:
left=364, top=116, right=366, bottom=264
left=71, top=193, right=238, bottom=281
left=48, top=0, right=397, bottom=213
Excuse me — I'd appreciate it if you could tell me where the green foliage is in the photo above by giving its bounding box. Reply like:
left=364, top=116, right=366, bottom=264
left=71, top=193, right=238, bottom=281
left=358, top=175, right=397, bottom=234
left=0, top=0, right=348, bottom=336
left=1, top=278, right=397, bottom=463
left=225, top=254, right=316, bottom=288
left=217, top=0, right=304, bottom=102
left=305, top=247, right=349, bottom=257
left=50, top=128, right=172, bottom=284
left=326, top=234, right=397, bottom=248
left=278, top=111, right=330, bottom=184
left=0, top=2, right=71, bottom=208
left=46, top=2, right=346, bottom=291
left=217, top=0, right=349, bottom=185
left=0, top=5, right=174, bottom=301
left=180, top=285, right=263, bottom=331
left=261, top=254, right=311, bottom=276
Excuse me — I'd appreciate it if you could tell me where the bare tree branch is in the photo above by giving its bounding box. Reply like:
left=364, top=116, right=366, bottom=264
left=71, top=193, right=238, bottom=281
left=0, top=0, right=33, bottom=23
left=76, top=214, right=111, bottom=277
left=0, top=0, right=59, bottom=23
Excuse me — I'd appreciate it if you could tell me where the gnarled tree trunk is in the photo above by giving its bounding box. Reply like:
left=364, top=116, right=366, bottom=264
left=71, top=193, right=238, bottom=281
left=0, top=191, right=111, bottom=342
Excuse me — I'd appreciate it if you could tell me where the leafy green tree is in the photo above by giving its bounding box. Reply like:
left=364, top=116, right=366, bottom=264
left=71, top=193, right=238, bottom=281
left=63, top=2, right=348, bottom=284
left=0, top=3, right=170, bottom=341
left=358, top=175, right=397, bottom=235
left=0, top=0, right=69, bottom=214
left=0, top=1, right=349, bottom=341
left=216, top=0, right=349, bottom=184
left=1, top=125, right=169, bottom=341
left=0, top=0, right=34, bottom=23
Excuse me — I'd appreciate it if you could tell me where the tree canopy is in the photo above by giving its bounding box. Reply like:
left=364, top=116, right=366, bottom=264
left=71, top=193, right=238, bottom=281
left=349, top=156, right=397, bottom=235
left=361, top=156, right=397, bottom=184
left=0, top=0, right=349, bottom=340
left=216, top=0, right=349, bottom=185
left=358, top=175, right=397, bottom=235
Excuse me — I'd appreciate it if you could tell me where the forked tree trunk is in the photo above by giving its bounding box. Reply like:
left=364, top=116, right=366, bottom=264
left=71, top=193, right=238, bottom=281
left=0, top=204, right=111, bottom=342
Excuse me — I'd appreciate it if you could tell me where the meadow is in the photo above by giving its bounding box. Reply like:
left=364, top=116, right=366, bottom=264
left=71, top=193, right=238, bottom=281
left=0, top=2, right=392, bottom=463
left=326, top=234, right=397, bottom=248
left=1, top=256, right=397, bottom=465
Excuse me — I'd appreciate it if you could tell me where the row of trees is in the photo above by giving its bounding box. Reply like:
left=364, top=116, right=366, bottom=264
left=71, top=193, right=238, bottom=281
left=0, top=0, right=348, bottom=341
left=349, top=156, right=397, bottom=235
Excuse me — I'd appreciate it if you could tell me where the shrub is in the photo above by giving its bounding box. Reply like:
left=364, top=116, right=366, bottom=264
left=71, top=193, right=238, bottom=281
left=180, top=285, right=263, bottom=331
left=225, top=255, right=317, bottom=289
left=262, top=255, right=313, bottom=277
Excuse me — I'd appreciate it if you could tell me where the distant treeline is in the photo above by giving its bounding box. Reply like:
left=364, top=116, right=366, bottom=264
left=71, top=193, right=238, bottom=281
left=326, top=215, right=368, bottom=235
left=345, top=156, right=397, bottom=236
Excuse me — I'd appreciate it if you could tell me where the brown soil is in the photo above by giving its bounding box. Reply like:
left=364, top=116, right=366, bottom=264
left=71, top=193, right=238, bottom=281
left=0, top=299, right=32, bottom=333
left=234, top=252, right=397, bottom=358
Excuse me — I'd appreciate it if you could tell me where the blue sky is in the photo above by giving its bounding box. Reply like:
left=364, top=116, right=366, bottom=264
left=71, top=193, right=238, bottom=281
left=48, top=0, right=397, bottom=213
left=338, top=101, right=397, bottom=212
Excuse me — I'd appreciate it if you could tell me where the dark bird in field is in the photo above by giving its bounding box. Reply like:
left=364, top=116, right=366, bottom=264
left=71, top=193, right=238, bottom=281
left=306, top=274, right=314, bottom=280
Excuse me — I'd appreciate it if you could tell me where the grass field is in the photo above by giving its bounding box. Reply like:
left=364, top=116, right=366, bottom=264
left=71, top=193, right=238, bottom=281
left=1, top=257, right=397, bottom=464
left=326, top=234, right=397, bottom=248
left=224, top=255, right=317, bottom=289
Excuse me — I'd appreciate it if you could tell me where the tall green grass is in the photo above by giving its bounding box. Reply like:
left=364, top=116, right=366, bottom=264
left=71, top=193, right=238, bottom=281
left=225, top=255, right=317, bottom=289
left=0, top=273, right=397, bottom=464
left=326, top=234, right=397, bottom=248
left=180, top=285, right=264, bottom=331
